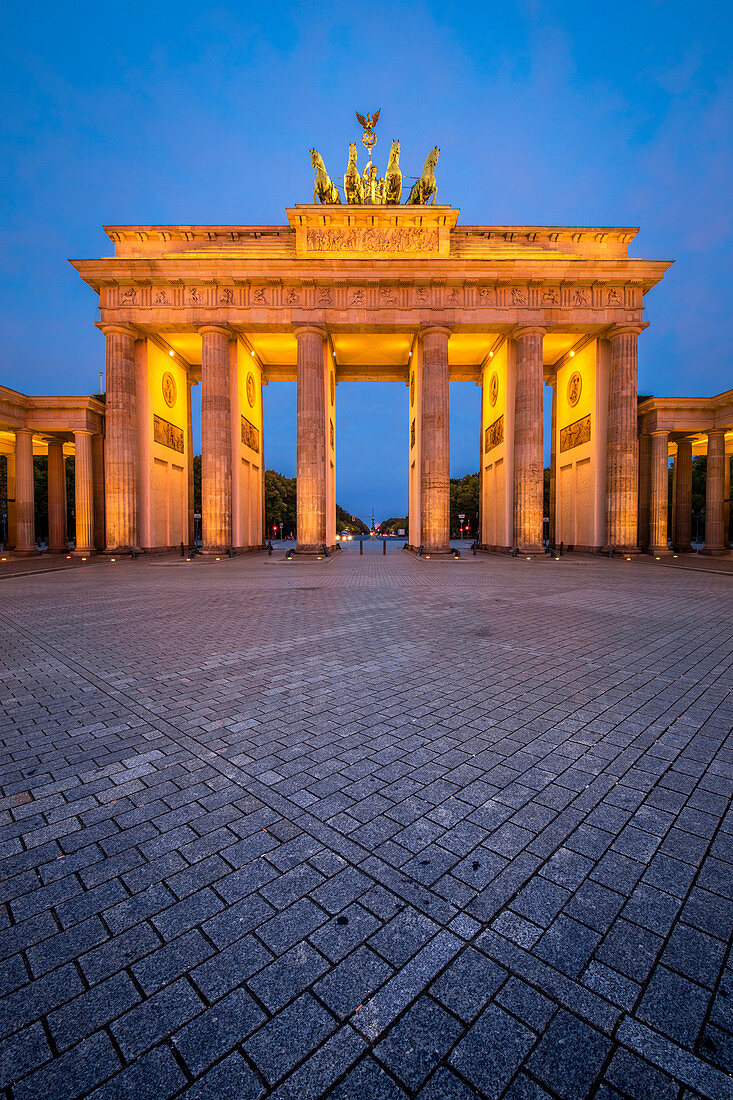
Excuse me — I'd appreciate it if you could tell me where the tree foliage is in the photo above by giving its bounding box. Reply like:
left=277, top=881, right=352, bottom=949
left=450, top=473, right=479, bottom=536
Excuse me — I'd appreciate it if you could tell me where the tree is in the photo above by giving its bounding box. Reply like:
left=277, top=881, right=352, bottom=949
left=450, top=473, right=479, bottom=536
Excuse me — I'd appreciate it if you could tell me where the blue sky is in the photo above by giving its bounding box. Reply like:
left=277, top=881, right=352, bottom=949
left=2, top=1, right=731, bottom=521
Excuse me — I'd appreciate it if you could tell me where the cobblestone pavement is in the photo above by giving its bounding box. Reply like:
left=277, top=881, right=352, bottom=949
left=1, top=547, right=731, bottom=1099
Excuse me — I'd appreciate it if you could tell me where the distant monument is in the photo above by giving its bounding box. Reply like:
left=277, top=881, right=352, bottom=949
left=310, top=109, right=439, bottom=206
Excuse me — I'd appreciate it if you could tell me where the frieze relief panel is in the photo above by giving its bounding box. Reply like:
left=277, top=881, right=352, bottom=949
left=485, top=415, right=504, bottom=453
left=241, top=416, right=260, bottom=453
left=305, top=226, right=440, bottom=256
left=153, top=414, right=184, bottom=453
left=559, top=414, right=591, bottom=453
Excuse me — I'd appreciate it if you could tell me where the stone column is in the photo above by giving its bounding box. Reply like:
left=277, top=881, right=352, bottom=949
left=725, top=452, right=732, bottom=547
left=606, top=325, right=641, bottom=552
left=295, top=326, right=327, bottom=552
left=14, top=429, right=35, bottom=554
left=549, top=377, right=557, bottom=546
left=638, top=433, right=651, bottom=551
left=649, top=431, right=670, bottom=554
left=101, top=324, right=138, bottom=550
left=73, top=430, right=94, bottom=555
left=513, top=326, right=545, bottom=553
left=6, top=451, right=16, bottom=548
left=420, top=326, right=451, bottom=554
left=47, top=440, right=67, bottom=553
left=186, top=375, right=195, bottom=546
left=92, top=434, right=105, bottom=551
left=673, top=438, right=692, bottom=551
left=200, top=326, right=233, bottom=552
left=703, top=429, right=727, bottom=554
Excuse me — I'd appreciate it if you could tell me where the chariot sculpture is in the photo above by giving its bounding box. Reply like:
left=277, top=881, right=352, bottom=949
left=309, top=111, right=439, bottom=206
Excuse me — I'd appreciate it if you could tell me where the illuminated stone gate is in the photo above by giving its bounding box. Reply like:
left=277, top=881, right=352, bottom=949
left=70, top=203, right=675, bottom=556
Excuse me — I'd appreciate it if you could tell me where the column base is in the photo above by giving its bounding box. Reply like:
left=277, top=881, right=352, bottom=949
left=602, top=546, right=640, bottom=557
left=649, top=547, right=673, bottom=556
left=700, top=546, right=730, bottom=556
left=515, top=544, right=543, bottom=557
left=72, top=548, right=96, bottom=557
left=292, top=544, right=336, bottom=558
left=673, top=544, right=693, bottom=554
left=12, top=549, right=38, bottom=558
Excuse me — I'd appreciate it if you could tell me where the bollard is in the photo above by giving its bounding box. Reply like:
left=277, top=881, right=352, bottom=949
left=383, top=539, right=386, bottom=555
left=180, top=541, right=185, bottom=557
left=360, top=539, right=363, bottom=555
left=267, top=541, right=273, bottom=556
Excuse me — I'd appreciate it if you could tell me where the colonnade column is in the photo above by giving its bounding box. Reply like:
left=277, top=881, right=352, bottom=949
left=101, top=324, right=138, bottom=551
left=200, top=326, right=233, bottom=553
left=14, top=429, right=35, bottom=554
left=649, top=430, right=670, bottom=555
left=73, top=430, right=94, bottom=555
left=513, top=326, right=545, bottom=554
left=638, top=434, right=652, bottom=552
left=548, top=376, right=557, bottom=546
left=703, top=429, right=727, bottom=554
left=92, top=434, right=105, bottom=551
left=6, top=452, right=16, bottom=548
left=673, top=439, right=692, bottom=551
left=47, top=439, right=67, bottom=553
left=420, top=326, right=451, bottom=554
left=295, top=326, right=327, bottom=553
left=606, top=325, right=641, bottom=552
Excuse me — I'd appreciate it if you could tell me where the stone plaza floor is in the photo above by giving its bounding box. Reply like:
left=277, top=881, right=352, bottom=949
left=0, top=544, right=732, bottom=1099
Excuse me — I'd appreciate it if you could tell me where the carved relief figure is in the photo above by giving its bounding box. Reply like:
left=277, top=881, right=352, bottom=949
left=343, top=143, right=364, bottom=205
left=406, top=146, right=439, bottom=205
left=478, top=287, right=494, bottom=305
left=567, top=370, right=582, bottom=408
left=285, top=287, right=300, bottom=304
left=383, top=140, right=402, bottom=204
left=246, top=372, right=256, bottom=408
left=543, top=288, right=558, bottom=305
left=252, top=287, right=267, bottom=305
left=155, top=290, right=169, bottom=305
left=489, top=372, right=499, bottom=407
left=318, top=287, right=331, bottom=305
left=219, top=288, right=234, bottom=305
left=485, top=415, right=504, bottom=453
left=447, top=288, right=461, bottom=305
left=350, top=289, right=365, bottom=306
left=608, top=288, right=623, bottom=305
left=382, top=287, right=397, bottom=305
left=512, top=287, right=527, bottom=306
left=120, top=287, right=137, bottom=305
left=573, top=289, right=588, bottom=306
left=311, top=149, right=341, bottom=204
left=416, top=287, right=430, bottom=305
left=162, top=372, right=177, bottom=408
left=188, top=287, right=203, bottom=304
left=560, top=414, right=591, bottom=453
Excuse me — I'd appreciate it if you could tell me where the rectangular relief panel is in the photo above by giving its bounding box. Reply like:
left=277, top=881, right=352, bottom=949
left=153, top=414, right=185, bottom=453
left=241, top=416, right=260, bottom=453
left=485, top=415, right=504, bottom=453
left=559, top=414, right=591, bottom=454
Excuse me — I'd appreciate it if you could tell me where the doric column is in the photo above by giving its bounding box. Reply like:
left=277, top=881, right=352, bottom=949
left=200, top=326, right=233, bottom=552
left=513, top=326, right=545, bottom=553
left=186, top=375, right=195, bottom=545
left=295, top=326, right=327, bottom=552
left=14, top=429, right=35, bottom=554
left=649, top=431, right=670, bottom=554
left=47, top=439, right=67, bottom=553
left=673, top=439, right=692, bottom=551
left=606, top=325, right=641, bottom=552
left=6, top=451, right=16, bottom=548
left=420, top=326, right=451, bottom=553
left=549, top=376, right=557, bottom=546
left=725, top=451, right=732, bottom=547
left=92, top=434, right=105, bottom=551
left=73, top=430, right=94, bottom=554
left=703, top=429, right=727, bottom=554
left=638, top=433, right=651, bottom=551
left=101, top=324, right=137, bottom=550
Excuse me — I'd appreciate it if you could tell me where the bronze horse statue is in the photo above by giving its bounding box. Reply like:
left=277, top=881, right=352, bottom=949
left=343, top=143, right=364, bottom=204
left=311, top=149, right=340, bottom=204
left=407, top=146, right=439, bottom=205
left=383, top=140, right=402, bottom=204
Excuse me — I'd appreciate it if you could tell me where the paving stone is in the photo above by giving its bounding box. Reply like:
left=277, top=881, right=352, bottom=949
left=526, top=1009, right=612, bottom=1098
left=430, top=946, right=506, bottom=1022
left=244, top=992, right=337, bottom=1085
left=111, top=976, right=204, bottom=1060
left=189, top=933, right=273, bottom=1002
left=86, top=1044, right=187, bottom=1100
left=12, top=1031, right=120, bottom=1100
left=636, top=965, right=711, bottom=1047
left=329, top=1055, right=409, bottom=1099
left=450, top=1002, right=536, bottom=1098
left=368, top=906, right=440, bottom=966
left=173, top=986, right=264, bottom=1075
left=248, top=940, right=330, bottom=1011
left=375, top=995, right=464, bottom=1091
left=181, top=1050, right=264, bottom=1099
left=314, top=944, right=393, bottom=1019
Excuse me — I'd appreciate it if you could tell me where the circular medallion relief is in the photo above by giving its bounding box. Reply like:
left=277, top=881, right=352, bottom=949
left=246, top=371, right=256, bottom=408
left=489, top=372, right=499, bottom=407
left=567, top=370, right=582, bottom=408
left=410, top=371, right=415, bottom=407
left=330, top=372, right=335, bottom=406
left=162, top=371, right=177, bottom=408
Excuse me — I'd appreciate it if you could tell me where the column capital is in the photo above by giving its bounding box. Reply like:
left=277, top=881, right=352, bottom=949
left=97, top=323, right=138, bottom=340
left=606, top=323, right=643, bottom=341
left=420, top=325, right=453, bottom=339
left=707, top=427, right=726, bottom=440
left=649, top=429, right=669, bottom=437
left=14, top=427, right=33, bottom=437
left=513, top=325, right=546, bottom=340
left=198, top=325, right=233, bottom=339
left=73, top=428, right=94, bottom=437
left=293, top=325, right=327, bottom=340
